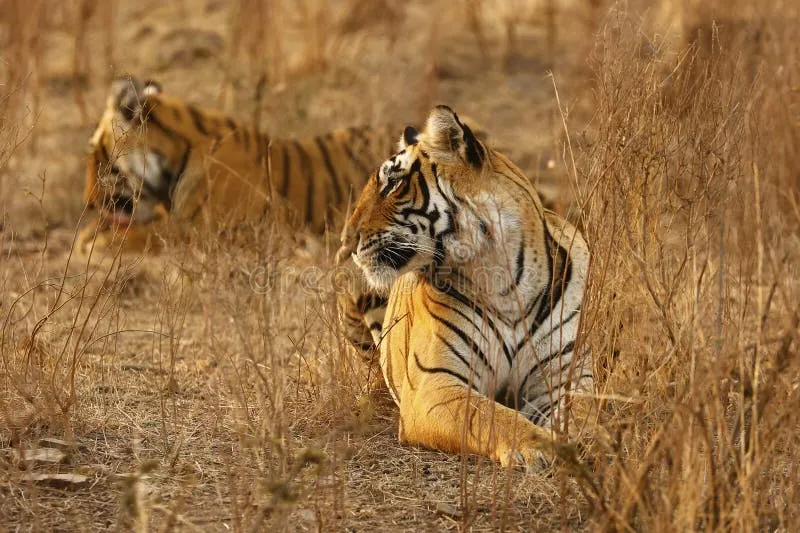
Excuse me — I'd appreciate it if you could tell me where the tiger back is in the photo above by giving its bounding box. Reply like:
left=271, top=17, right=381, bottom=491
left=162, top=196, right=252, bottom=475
left=337, top=106, right=594, bottom=468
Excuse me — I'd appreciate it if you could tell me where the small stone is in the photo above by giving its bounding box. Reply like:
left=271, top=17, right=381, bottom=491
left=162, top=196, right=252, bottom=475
left=38, top=438, right=80, bottom=452
left=14, top=448, right=67, bottom=464
left=21, top=473, right=90, bottom=489
left=297, top=509, right=316, bottom=523
left=434, top=502, right=462, bottom=519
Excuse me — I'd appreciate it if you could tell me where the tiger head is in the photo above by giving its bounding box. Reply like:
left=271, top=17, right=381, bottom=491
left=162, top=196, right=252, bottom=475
left=84, top=76, right=172, bottom=227
left=338, top=105, right=541, bottom=292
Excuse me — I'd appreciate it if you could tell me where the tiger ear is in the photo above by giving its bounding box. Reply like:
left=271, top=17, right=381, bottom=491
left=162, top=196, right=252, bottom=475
left=421, top=105, right=486, bottom=168
left=110, top=75, right=146, bottom=123
left=398, top=125, right=420, bottom=150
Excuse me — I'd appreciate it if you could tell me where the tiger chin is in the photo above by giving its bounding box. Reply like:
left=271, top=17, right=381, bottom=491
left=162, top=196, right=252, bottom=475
left=338, top=105, right=594, bottom=470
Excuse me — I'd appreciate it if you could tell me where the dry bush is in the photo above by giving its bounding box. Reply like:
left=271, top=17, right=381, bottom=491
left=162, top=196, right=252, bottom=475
left=571, top=3, right=800, bottom=530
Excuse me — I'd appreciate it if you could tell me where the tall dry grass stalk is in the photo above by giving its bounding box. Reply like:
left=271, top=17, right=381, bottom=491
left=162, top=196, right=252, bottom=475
left=66, top=0, right=115, bottom=124
left=0, top=0, right=46, bottom=155
left=225, top=0, right=284, bottom=114
left=566, top=4, right=800, bottom=530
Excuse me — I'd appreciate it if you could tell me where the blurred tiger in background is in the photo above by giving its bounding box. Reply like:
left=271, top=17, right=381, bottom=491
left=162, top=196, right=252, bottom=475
left=337, top=105, right=594, bottom=468
left=79, top=75, right=403, bottom=256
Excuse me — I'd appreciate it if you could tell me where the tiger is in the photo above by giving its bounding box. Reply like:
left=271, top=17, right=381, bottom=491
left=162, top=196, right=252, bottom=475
left=79, top=77, right=494, bottom=360
left=336, top=105, right=593, bottom=468
left=78, top=75, right=402, bottom=257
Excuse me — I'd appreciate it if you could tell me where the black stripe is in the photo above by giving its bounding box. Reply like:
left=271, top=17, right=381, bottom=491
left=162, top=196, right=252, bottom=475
left=422, top=298, right=494, bottom=374
left=397, top=162, right=428, bottom=217
left=384, top=336, right=402, bottom=402
left=425, top=291, right=487, bottom=344
left=533, top=238, right=572, bottom=328
left=341, top=128, right=373, bottom=176
left=499, top=235, right=526, bottom=297
left=430, top=168, right=459, bottom=267
left=515, top=225, right=572, bottom=352
left=525, top=351, right=586, bottom=405
left=257, top=135, right=271, bottom=219
left=412, top=351, right=470, bottom=387
left=537, top=309, right=579, bottom=347
left=530, top=400, right=555, bottom=426
left=225, top=118, right=240, bottom=143
left=140, top=178, right=167, bottom=206
left=515, top=237, right=525, bottom=285
left=437, top=334, right=482, bottom=382
left=395, top=172, right=413, bottom=198
left=187, top=105, right=209, bottom=136
left=142, top=112, right=169, bottom=137
left=438, top=283, right=514, bottom=367
left=242, top=127, right=251, bottom=151
left=517, top=341, right=575, bottom=400
left=530, top=357, right=587, bottom=424
left=494, top=382, right=515, bottom=409
left=208, top=116, right=223, bottom=139
left=168, top=145, right=192, bottom=208
left=517, top=290, right=545, bottom=327
left=356, top=293, right=388, bottom=314
left=315, top=137, right=343, bottom=207
left=293, top=141, right=314, bottom=224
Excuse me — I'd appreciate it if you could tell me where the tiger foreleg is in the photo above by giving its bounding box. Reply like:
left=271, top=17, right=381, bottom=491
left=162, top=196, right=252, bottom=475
left=76, top=214, right=167, bottom=261
left=397, top=375, right=555, bottom=470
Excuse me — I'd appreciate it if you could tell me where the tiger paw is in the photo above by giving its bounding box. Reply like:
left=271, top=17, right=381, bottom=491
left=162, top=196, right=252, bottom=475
left=497, top=440, right=551, bottom=473
left=75, top=224, right=114, bottom=258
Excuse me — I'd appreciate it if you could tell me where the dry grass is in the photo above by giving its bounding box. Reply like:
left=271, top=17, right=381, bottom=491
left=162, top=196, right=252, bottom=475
left=571, top=3, right=800, bottom=530
left=1, top=0, right=799, bottom=531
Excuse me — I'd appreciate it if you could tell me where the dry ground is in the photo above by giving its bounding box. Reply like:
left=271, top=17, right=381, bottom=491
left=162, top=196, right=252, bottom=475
left=2, top=0, right=799, bottom=531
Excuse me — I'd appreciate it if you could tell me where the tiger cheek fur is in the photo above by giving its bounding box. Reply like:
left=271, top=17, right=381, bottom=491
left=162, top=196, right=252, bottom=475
left=341, top=105, right=593, bottom=470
